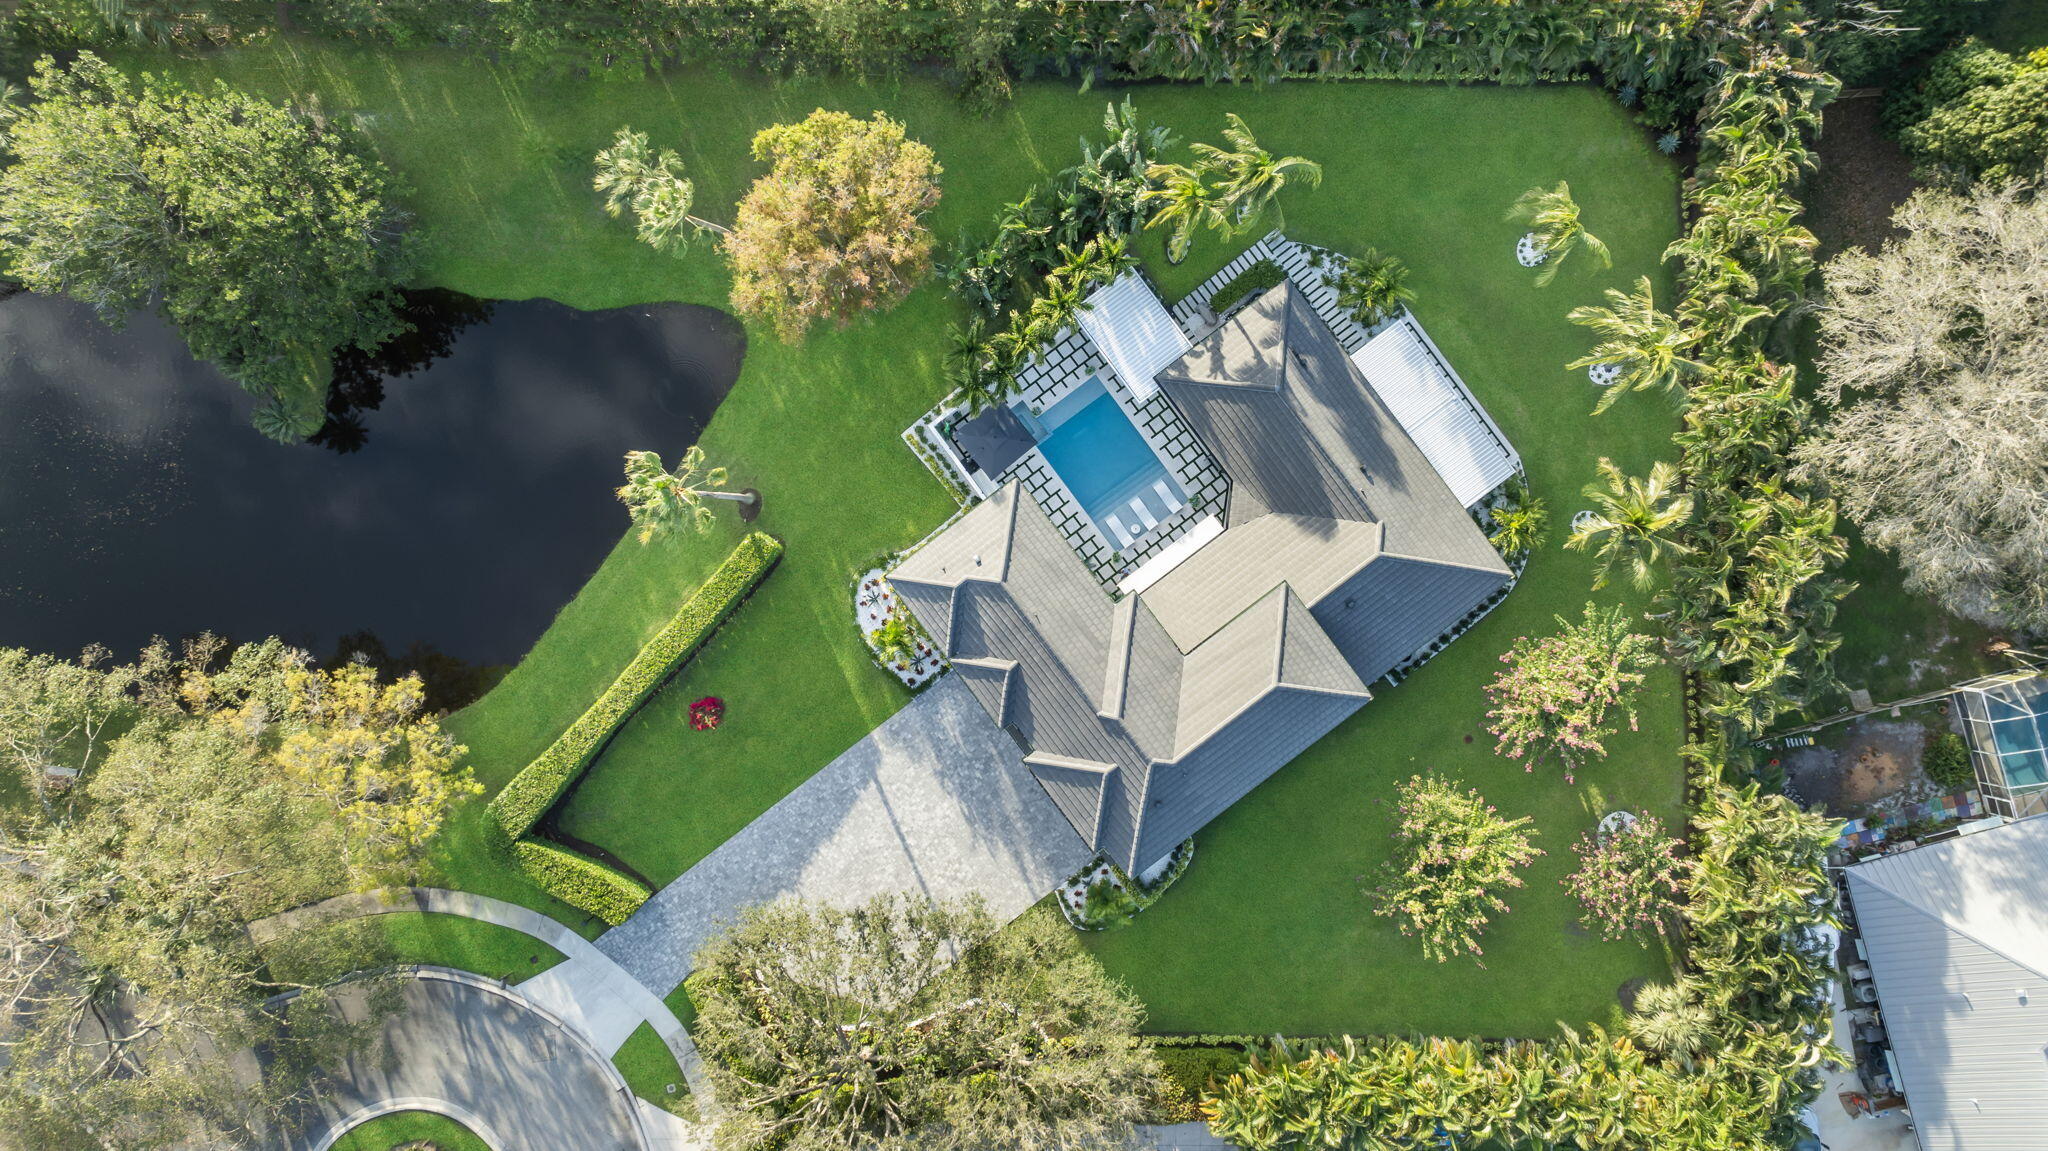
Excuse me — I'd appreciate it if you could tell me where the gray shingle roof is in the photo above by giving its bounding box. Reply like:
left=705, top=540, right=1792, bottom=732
left=891, top=280, right=1514, bottom=871
left=1846, top=817, right=2048, bottom=1151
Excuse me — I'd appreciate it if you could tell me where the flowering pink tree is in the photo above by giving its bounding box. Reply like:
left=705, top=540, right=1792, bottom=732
left=1484, top=603, right=1659, bottom=783
left=1564, top=814, right=1689, bottom=943
left=1369, top=775, right=1542, bottom=964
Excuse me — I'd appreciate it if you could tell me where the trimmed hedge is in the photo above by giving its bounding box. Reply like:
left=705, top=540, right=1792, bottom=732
left=483, top=531, right=783, bottom=925
left=1207, top=259, right=1284, bottom=316
left=487, top=531, right=784, bottom=840
left=511, top=839, right=650, bottom=927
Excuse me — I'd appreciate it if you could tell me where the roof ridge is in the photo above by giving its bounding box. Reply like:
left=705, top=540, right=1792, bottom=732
left=1851, top=873, right=2048, bottom=983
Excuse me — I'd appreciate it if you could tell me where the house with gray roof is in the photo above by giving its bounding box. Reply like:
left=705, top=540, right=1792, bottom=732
left=1844, top=815, right=2048, bottom=1151
left=892, top=276, right=1514, bottom=873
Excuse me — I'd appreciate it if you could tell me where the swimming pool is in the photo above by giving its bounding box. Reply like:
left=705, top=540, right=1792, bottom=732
left=1024, top=378, right=1185, bottom=552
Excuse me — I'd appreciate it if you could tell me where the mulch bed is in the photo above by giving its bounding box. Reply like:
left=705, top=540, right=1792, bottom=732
left=1807, top=90, right=1923, bottom=258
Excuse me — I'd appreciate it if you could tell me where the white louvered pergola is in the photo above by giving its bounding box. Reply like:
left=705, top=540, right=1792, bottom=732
left=1348, top=316, right=1521, bottom=508
left=1078, top=273, right=1192, bottom=404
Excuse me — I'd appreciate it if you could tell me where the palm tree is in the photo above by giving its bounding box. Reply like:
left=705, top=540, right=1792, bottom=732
left=1626, top=979, right=1716, bottom=1065
left=616, top=444, right=755, bottom=542
left=1567, top=276, right=1705, bottom=414
left=1566, top=459, right=1693, bottom=590
left=1140, top=163, right=1225, bottom=265
left=1486, top=480, right=1548, bottom=557
left=946, top=316, right=1006, bottom=414
left=1193, top=113, right=1323, bottom=229
left=1507, top=180, right=1611, bottom=286
left=1329, top=247, right=1415, bottom=327
left=593, top=128, right=732, bottom=255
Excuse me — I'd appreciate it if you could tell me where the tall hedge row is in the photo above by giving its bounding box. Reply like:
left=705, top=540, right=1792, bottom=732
left=488, top=530, right=783, bottom=840
left=488, top=530, right=783, bottom=924
left=511, top=838, right=653, bottom=927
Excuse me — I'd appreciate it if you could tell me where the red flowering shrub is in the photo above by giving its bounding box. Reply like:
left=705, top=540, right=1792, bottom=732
left=690, top=696, right=725, bottom=731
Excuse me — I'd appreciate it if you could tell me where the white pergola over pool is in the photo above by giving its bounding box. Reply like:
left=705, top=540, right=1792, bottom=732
left=1077, top=272, right=1191, bottom=404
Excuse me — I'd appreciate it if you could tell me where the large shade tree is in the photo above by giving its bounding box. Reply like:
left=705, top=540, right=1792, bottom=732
left=0, top=635, right=469, bottom=1147
left=1797, top=181, right=2048, bottom=631
left=0, top=53, right=414, bottom=442
left=725, top=109, right=942, bottom=342
left=689, top=895, right=1159, bottom=1151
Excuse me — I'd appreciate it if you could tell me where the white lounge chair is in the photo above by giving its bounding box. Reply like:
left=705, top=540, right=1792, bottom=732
left=1130, top=497, right=1159, bottom=530
left=1152, top=480, right=1184, bottom=514
left=1104, top=513, right=1134, bottom=548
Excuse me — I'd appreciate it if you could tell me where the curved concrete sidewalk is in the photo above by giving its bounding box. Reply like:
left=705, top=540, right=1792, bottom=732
left=596, top=675, right=1092, bottom=996
left=252, top=886, right=707, bottom=1097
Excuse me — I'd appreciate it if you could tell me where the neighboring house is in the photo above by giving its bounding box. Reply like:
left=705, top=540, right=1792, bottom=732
left=891, top=272, right=1514, bottom=874
left=1952, top=672, right=2048, bottom=818
left=1843, top=815, right=2048, bottom=1151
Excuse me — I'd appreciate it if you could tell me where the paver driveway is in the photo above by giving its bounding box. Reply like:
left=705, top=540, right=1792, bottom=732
left=597, top=675, right=1091, bottom=995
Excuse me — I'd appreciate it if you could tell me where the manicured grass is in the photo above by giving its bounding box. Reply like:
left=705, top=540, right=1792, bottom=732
left=329, top=1109, right=488, bottom=1151
left=266, top=912, right=566, bottom=985
left=1089, top=116, right=1687, bottom=1037
left=129, top=41, right=1683, bottom=1034
left=613, top=1022, right=694, bottom=1116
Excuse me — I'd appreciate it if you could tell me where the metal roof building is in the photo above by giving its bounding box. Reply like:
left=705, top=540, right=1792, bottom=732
left=893, top=281, right=1513, bottom=872
left=1845, top=816, right=2048, bottom=1151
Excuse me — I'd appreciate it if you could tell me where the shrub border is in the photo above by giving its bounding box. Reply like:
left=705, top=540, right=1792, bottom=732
left=486, top=531, right=784, bottom=924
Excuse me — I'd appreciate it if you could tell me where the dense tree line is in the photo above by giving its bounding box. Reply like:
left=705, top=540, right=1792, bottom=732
left=1204, top=781, right=1839, bottom=1150
left=14, top=0, right=1899, bottom=115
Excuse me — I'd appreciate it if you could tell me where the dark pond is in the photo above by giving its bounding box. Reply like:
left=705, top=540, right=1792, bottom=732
left=0, top=289, right=743, bottom=667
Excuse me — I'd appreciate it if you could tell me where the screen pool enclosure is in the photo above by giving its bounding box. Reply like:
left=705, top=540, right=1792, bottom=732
left=1955, top=671, right=2048, bottom=818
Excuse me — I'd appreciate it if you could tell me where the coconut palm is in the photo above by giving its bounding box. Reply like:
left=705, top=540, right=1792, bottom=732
left=1140, top=162, right=1226, bottom=264
left=616, top=444, right=755, bottom=542
left=1193, top=113, right=1323, bottom=228
left=1566, top=459, right=1693, bottom=590
left=1507, top=180, right=1611, bottom=286
left=593, top=128, right=731, bottom=255
left=946, top=315, right=1006, bottom=414
left=1568, top=276, right=1705, bottom=414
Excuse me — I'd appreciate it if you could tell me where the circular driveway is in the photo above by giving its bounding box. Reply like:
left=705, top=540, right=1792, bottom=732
left=293, top=974, right=645, bottom=1151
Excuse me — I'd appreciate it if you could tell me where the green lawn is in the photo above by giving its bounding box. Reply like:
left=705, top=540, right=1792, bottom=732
left=265, top=912, right=565, bottom=985
left=329, top=1109, right=488, bottom=1151
left=613, top=1022, right=695, bottom=1117
left=128, top=41, right=1683, bottom=1034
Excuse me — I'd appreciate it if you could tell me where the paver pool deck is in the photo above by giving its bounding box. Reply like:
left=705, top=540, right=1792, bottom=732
left=598, top=674, right=1093, bottom=994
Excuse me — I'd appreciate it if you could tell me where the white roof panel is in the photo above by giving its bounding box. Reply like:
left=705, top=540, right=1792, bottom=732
left=1846, top=816, right=2048, bottom=1151
left=1078, top=273, right=1191, bottom=404
left=1347, top=317, right=1519, bottom=508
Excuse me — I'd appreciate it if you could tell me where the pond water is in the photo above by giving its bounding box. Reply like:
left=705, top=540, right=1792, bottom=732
left=0, top=290, right=743, bottom=666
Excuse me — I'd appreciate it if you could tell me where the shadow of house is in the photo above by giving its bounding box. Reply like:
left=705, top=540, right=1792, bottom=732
left=891, top=281, right=1514, bottom=875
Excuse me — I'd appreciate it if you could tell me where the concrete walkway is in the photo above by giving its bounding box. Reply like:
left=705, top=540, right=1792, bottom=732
left=598, top=675, right=1092, bottom=996
left=251, top=886, right=707, bottom=1096
left=291, top=972, right=651, bottom=1151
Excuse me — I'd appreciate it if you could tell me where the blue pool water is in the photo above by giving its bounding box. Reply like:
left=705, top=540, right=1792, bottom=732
left=1025, top=378, right=1184, bottom=551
